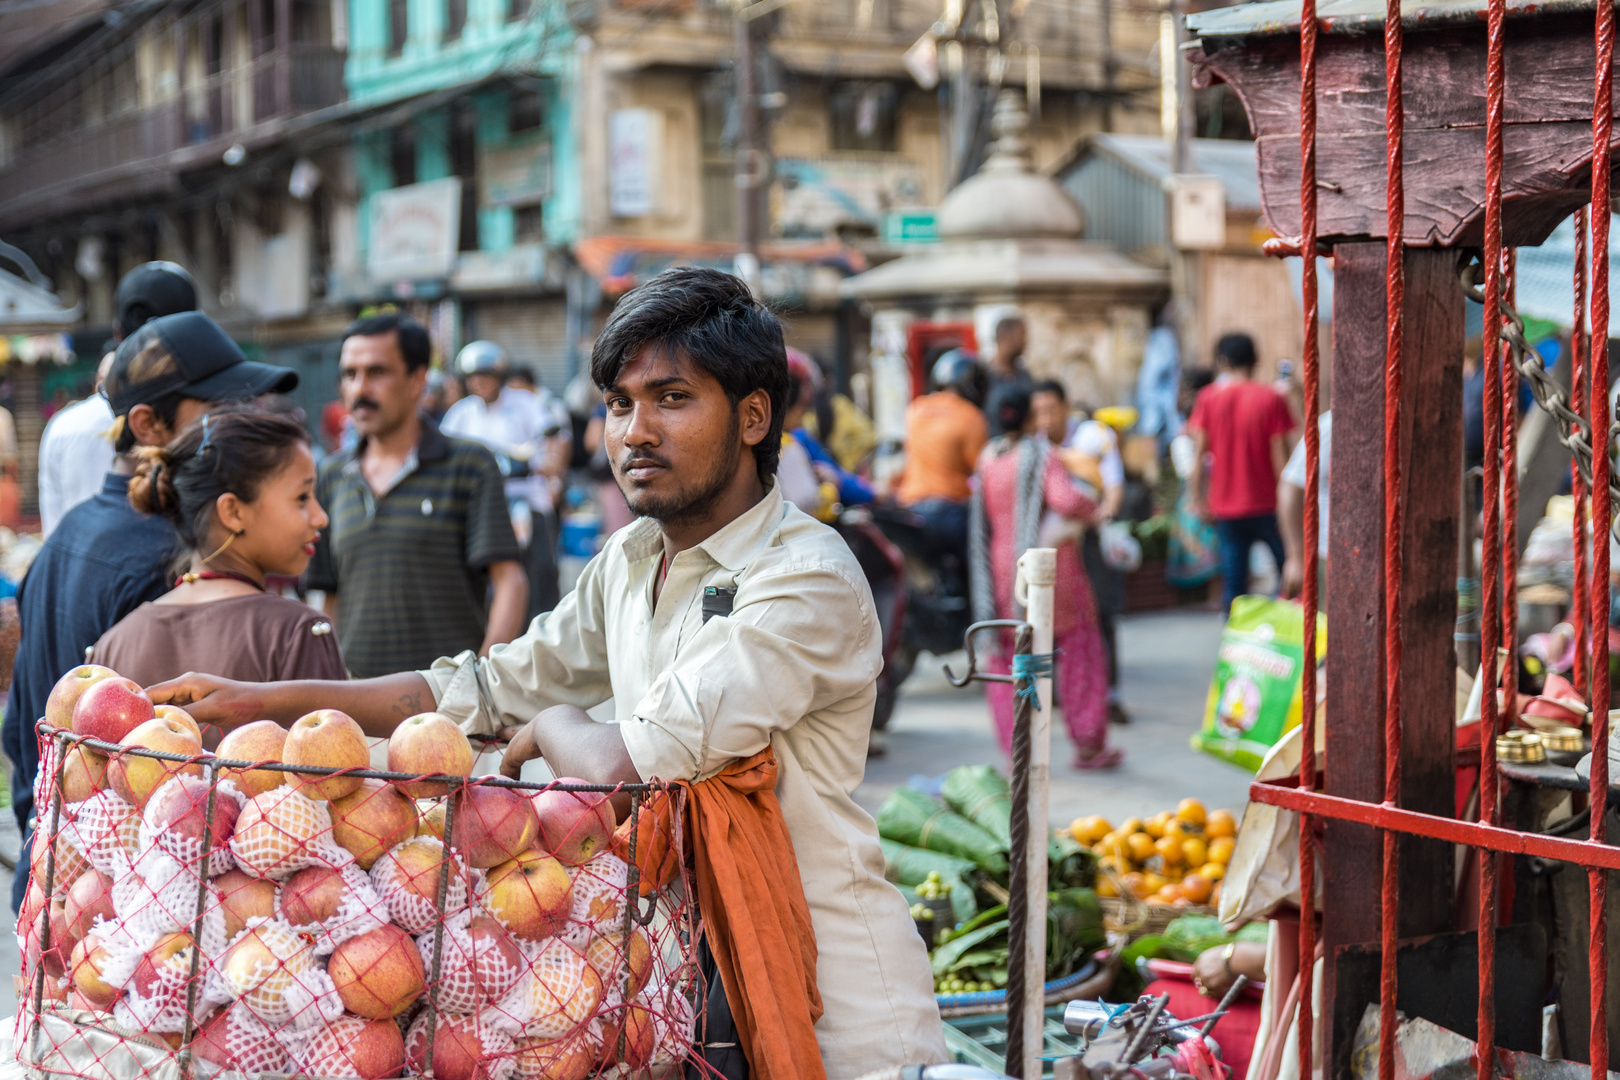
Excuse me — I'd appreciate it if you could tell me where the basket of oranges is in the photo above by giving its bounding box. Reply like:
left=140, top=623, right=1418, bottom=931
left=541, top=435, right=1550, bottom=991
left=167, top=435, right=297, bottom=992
left=1067, top=799, right=1237, bottom=937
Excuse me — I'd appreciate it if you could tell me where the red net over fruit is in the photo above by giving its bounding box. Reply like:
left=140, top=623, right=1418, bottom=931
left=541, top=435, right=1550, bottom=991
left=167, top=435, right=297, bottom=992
left=19, top=712, right=705, bottom=1080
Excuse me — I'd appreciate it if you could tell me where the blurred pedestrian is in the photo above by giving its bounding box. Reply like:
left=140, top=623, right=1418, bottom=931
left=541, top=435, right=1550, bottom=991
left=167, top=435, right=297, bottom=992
left=1185, top=333, right=1296, bottom=609
left=40, top=262, right=199, bottom=536
left=972, top=385, right=1119, bottom=769
left=507, top=366, right=538, bottom=394
left=442, top=341, right=571, bottom=618
left=93, top=406, right=344, bottom=686
left=895, top=350, right=989, bottom=556
left=986, top=316, right=1034, bottom=434
left=1279, top=410, right=1332, bottom=598
left=779, top=350, right=873, bottom=519
left=306, top=314, right=526, bottom=679
left=5, top=312, right=297, bottom=910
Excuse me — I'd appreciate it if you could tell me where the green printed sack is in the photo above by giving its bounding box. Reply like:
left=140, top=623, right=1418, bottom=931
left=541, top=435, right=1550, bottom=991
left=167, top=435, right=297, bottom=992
left=1192, top=595, right=1327, bottom=771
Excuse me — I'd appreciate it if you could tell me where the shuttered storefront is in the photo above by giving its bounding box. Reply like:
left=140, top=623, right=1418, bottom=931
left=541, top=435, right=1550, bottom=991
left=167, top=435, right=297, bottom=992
left=463, top=296, right=573, bottom=394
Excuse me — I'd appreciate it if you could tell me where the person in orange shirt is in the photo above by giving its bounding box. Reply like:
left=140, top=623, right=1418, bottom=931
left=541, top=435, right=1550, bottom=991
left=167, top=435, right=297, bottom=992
left=896, top=350, right=990, bottom=554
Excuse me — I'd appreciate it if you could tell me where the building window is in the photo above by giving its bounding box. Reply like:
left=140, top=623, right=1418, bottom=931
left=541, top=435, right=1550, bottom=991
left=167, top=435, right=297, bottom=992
left=508, top=87, right=543, bottom=134
left=388, top=0, right=408, bottom=55
left=829, top=81, right=899, bottom=152
left=446, top=0, right=466, bottom=40
left=509, top=0, right=529, bottom=21
left=451, top=101, right=479, bottom=251
left=390, top=124, right=417, bottom=187
left=514, top=205, right=543, bottom=243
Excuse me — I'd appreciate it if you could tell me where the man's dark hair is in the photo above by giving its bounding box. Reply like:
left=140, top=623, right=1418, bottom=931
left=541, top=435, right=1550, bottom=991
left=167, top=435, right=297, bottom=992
left=989, top=383, right=1033, bottom=436
left=343, top=312, right=432, bottom=373
left=1031, top=378, right=1066, bottom=402
left=590, top=267, right=790, bottom=480
left=995, top=315, right=1025, bottom=340
left=1215, top=333, right=1258, bottom=371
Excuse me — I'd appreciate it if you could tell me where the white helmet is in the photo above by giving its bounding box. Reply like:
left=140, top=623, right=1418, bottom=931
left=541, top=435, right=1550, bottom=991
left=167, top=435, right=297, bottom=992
left=456, top=340, right=508, bottom=376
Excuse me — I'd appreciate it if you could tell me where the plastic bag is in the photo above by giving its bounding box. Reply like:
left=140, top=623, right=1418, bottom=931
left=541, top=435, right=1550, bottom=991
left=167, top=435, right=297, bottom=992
left=1099, top=521, right=1143, bottom=574
left=1167, top=493, right=1219, bottom=588
left=1192, top=595, right=1326, bottom=771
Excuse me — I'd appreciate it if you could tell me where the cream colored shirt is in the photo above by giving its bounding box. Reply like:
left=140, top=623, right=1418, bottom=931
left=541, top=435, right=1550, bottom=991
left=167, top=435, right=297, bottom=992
left=421, top=483, right=947, bottom=1077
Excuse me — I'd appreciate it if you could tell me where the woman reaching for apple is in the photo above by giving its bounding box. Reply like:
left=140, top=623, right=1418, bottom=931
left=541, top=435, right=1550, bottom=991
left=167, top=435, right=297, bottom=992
left=91, top=405, right=347, bottom=688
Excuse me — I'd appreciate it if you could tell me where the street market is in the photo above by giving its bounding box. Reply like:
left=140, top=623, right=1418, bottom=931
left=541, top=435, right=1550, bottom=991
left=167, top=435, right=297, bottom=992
left=6, top=0, right=1620, bottom=1078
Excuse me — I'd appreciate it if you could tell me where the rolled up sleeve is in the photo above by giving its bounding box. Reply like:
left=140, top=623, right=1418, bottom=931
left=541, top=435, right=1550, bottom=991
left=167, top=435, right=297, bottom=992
left=419, top=551, right=616, bottom=736
left=619, top=558, right=882, bottom=783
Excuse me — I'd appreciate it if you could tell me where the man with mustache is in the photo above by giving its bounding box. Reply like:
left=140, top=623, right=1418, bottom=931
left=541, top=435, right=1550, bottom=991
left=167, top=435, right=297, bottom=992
left=304, top=311, right=528, bottom=677
left=152, top=269, right=948, bottom=1080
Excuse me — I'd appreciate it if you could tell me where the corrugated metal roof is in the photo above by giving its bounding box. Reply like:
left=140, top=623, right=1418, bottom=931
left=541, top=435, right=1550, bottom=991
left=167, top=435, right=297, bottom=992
left=1061, top=133, right=1262, bottom=213
left=1186, top=0, right=1597, bottom=41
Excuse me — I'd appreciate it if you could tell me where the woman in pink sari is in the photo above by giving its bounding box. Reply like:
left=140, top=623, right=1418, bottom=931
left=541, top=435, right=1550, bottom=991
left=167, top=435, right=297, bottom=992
left=970, top=385, right=1122, bottom=769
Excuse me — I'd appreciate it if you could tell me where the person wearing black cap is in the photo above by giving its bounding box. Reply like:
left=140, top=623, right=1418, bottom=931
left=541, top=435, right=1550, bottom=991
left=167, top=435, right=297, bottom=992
left=38, top=262, right=199, bottom=536
left=4, top=310, right=297, bottom=912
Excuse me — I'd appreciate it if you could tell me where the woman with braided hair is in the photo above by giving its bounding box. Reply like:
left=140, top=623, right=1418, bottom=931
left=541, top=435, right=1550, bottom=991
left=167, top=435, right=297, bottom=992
left=970, top=384, right=1121, bottom=769
left=91, top=405, right=347, bottom=688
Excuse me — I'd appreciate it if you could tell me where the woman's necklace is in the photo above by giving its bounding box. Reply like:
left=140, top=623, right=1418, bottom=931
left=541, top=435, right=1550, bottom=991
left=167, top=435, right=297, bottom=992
left=176, top=569, right=265, bottom=592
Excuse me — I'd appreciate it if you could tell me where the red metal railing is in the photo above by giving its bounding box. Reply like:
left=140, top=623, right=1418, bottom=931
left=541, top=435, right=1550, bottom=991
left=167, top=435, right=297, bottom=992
left=1256, top=1, right=1620, bottom=1078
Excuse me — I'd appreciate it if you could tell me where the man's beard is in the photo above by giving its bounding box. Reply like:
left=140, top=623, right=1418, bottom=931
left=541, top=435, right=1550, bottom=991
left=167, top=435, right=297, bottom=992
left=618, top=414, right=743, bottom=527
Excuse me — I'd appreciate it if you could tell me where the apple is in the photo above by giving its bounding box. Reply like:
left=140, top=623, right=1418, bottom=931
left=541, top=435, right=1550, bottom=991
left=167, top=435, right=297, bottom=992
left=22, top=888, right=71, bottom=979
left=328, top=924, right=425, bottom=1018
left=284, top=710, right=369, bottom=801
left=598, top=1004, right=656, bottom=1070
left=587, top=929, right=654, bottom=1000
left=213, top=869, right=277, bottom=939
left=144, top=773, right=240, bottom=861
left=231, top=785, right=333, bottom=879
left=388, top=713, right=474, bottom=799
left=276, top=865, right=350, bottom=927
left=153, top=704, right=201, bottom=740
left=216, top=720, right=289, bottom=797
left=329, top=779, right=417, bottom=869
left=108, top=716, right=203, bottom=808
left=450, top=786, right=538, bottom=868
left=63, top=868, right=115, bottom=944
left=428, top=915, right=526, bottom=1012
left=514, top=1033, right=597, bottom=1080
left=370, top=836, right=466, bottom=934
left=418, top=800, right=446, bottom=840
left=46, top=665, right=118, bottom=732
left=72, top=677, right=154, bottom=747
left=465, top=915, right=526, bottom=998
left=191, top=1008, right=290, bottom=1074
left=58, top=745, right=108, bottom=804
left=221, top=921, right=314, bottom=1024
left=132, top=931, right=193, bottom=1000
left=533, top=780, right=615, bottom=866
left=483, top=850, right=571, bottom=941
left=70, top=933, right=119, bottom=1009
left=405, top=1012, right=497, bottom=1080
left=301, top=1013, right=405, bottom=1080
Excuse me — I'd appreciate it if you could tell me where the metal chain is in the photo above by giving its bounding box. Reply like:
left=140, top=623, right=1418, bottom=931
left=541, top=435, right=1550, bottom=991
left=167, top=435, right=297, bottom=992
left=1459, top=260, right=1620, bottom=523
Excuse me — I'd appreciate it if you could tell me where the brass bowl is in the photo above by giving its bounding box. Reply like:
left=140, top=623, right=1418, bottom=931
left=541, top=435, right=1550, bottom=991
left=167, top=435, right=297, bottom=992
left=1535, top=724, right=1586, bottom=754
left=1497, top=730, right=1547, bottom=764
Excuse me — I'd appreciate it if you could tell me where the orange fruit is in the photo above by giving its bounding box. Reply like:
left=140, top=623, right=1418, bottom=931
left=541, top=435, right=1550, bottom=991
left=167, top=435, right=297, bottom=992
left=1144, top=812, right=1171, bottom=839
left=1101, top=835, right=1130, bottom=865
left=1119, top=817, right=1145, bottom=838
left=1180, top=873, right=1213, bottom=904
left=1209, top=837, right=1236, bottom=865
left=1097, top=876, right=1119, bottom=898
left=1120, top=872, right=1146, bottom=898
left=1206, top=809, right=1237, bottom=839
left=1154, top=884, right=1185, bottom=904
left=1127, top=833, right=1157, bottom=864
left=1182, top=837, right=1208, bottom=867
left=1072, top=815, right=1113, bottom=846
left=1155, top=836, right=1184, bottom=865
left=1098, top=856, right=1121, bottom=873
left=1176, top=798, right=1208, bottom=827
left=1141, top=872, right=1167, bottom=895
left=1164, top=817, right=1192, bottom=839
left=1199, top=862, right=1226, bottom=881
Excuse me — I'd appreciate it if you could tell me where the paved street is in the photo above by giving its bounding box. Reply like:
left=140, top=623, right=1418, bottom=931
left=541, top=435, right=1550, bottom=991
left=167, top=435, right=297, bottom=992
left=855, top=608, right=1256, bottom=828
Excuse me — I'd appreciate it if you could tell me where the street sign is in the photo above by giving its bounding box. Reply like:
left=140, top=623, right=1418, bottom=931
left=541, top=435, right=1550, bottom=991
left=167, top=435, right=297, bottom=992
left=883, top=209, right=939, bottom=244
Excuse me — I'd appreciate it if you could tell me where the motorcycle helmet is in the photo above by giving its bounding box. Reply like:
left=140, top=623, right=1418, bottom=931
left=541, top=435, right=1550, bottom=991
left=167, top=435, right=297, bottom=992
left=456, top=340, right=509, bottom=376
left=931, top=348, right=988, bottom=408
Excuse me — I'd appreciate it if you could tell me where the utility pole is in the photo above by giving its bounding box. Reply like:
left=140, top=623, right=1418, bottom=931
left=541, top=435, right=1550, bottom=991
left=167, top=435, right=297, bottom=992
left=734, top=7, right=764, bottom=294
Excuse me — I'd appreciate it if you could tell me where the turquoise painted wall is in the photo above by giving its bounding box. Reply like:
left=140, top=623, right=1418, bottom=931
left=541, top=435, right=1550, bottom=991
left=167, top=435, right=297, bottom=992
left=348, top=0, right=578, bottom=253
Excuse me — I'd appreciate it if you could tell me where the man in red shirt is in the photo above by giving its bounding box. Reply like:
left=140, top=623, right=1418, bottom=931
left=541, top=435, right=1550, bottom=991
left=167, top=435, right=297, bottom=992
left=1186, top=333, right=1296, bottom=609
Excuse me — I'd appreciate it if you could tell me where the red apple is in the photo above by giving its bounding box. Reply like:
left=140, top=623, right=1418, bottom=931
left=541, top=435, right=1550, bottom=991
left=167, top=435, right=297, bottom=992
left=418, top=800, right=446, bottom=840
left=370, top=836, right=466, bottom=934
left=405, top=1012, right=496, bottom=1080
left=277, top=865, right=351, bottom=927
left=450, top=786, right=538, bottom=868
left=213, top=869, right=277, bottom=940
left=145, top=773, right=239, bottom=858
left=58, top=745, right=108, bottom=804
left=388, top=712, right=474, bottom=798
left=46, top=665, right=118, bottom=732
left=302, top=1013, right=405, bottom=1079
left=191, top=1008, right=290, bottom=1074
left=70, top=933, right=119, bottom=1009
left=483, top=850, right=571, bottom=940
left=153, top=704, right=202, bottom=740
left=216, top=720, right=289, bottom=797
left=72, top=677, right=154, bottom=747
left=132, top=931, right=193, bottom=999
left=108, top=716, right=203, bottom=809
left=328, top=924, right=425, bottom=1018
left=599, top=1004, right=656, bottom=1069
left=285, top=710, right=369, bottom=801
left=22, top=887, right=71, bottom=979
left=514, top=1033, right=597, bottom=1080
left=63, top=868, right=115, bottom=944
left=329, top=778, right=417, bottom=869
left=533, top=779, right=615, bottom=866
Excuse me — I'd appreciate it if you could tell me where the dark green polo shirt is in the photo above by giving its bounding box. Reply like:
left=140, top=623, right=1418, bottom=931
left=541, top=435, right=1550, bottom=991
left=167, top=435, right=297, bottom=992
left=307, top=415, right=523, bottom=678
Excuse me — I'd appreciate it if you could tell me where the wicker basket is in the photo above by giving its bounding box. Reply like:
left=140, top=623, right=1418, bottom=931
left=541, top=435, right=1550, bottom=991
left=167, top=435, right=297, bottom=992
left=1099, top=865, right=1215, bottom=937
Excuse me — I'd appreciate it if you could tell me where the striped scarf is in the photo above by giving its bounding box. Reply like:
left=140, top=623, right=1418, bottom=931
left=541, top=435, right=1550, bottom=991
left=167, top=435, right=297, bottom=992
left=970, top=435, right=1049, bottom=624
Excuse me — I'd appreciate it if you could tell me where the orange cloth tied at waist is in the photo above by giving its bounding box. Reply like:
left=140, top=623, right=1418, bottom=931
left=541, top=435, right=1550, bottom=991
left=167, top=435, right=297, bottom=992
left=679, top=748, right=827, bottom=1080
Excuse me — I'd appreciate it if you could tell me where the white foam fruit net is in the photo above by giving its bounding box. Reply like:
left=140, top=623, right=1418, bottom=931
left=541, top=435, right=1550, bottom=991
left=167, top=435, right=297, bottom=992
left=19, top=745, right=698, bottom=1080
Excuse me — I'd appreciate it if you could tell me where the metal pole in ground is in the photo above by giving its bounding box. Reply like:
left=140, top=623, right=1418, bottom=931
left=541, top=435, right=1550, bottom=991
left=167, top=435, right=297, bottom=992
left=1016, top=547, right=1056, bottom=1080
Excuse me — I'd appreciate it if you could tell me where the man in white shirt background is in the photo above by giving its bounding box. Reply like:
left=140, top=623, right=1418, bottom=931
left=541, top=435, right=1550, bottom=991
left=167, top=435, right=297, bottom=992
left=441, top=340, right=572, bottom=617
left=39, top=262, right=198, bottom=535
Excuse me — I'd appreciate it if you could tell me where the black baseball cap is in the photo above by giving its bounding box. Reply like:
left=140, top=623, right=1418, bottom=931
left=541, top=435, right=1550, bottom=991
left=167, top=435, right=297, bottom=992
left=114, top=261, right=197, bottom=337
left=106, top=311, right=299, bottom=418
